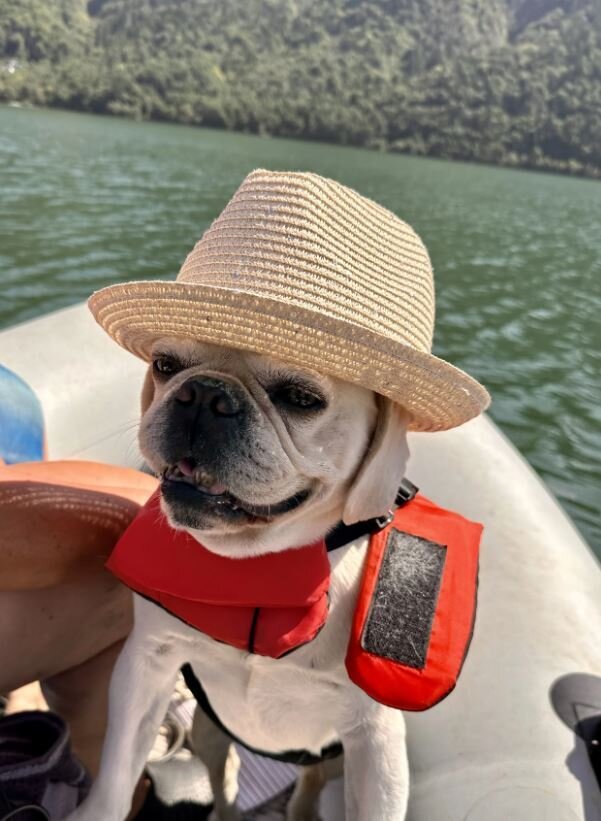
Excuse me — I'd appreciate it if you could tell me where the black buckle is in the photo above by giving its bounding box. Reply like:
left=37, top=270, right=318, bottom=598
left=373, top=479, right=418, bottom=532
left=373, top=510, right=394, bottom=531
left=395, top=478, right=418, bottom=506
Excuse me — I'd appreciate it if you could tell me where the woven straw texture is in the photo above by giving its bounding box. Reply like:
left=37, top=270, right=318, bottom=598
left=89, top=170, right=489, bottom=432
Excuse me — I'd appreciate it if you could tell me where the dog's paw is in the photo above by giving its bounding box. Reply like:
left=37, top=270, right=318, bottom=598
left=285, top=810, right=321, bottom=821
left=208, top=807, right=242, bottom=821
left=285, top=786, right=322, bottom=821
left=63, top=811, right=93, bottom=821
left=63, top=799, right=124, bottom=821
left=63, top=809, right=92, bottom=821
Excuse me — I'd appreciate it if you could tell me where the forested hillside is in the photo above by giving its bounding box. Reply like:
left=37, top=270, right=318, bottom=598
left=1, top=0, right=600, bottom=177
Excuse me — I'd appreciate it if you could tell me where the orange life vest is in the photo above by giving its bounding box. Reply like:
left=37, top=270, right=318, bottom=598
left=346, top=492, right=482, bottom=711
left=107, top=486, right=482, bottom=711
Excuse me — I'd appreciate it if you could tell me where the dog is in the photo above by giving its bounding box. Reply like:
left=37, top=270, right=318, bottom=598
left=67, top=168, right=489, bottom=821
left=67, top=336, right=412, bottom=821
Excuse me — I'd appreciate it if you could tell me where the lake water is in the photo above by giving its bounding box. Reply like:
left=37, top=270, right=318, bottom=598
left=1, top=106, right=599, bottom=557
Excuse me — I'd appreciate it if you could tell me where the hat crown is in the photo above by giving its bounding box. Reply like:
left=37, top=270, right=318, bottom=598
left=178, top=170, right=435, bottom=354
left=88, top=169, right=490, bottom=432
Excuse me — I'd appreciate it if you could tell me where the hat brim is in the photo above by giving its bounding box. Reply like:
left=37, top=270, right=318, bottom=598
left=88, top=280, right=490, bottom=433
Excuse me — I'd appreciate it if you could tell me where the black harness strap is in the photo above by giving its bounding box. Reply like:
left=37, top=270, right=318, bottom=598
left=181, top=663, right=343, bottom=766
left=325, top=477, right=418, bottom=551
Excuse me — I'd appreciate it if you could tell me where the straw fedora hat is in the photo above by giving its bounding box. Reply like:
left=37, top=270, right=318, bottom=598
left=89, top=169, right=489, bottom=432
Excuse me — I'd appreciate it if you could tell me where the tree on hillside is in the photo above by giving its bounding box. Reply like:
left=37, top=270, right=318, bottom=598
left=0, top=0, right=599, bottom=177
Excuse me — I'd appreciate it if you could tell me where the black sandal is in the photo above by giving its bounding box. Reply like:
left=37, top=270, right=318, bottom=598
left=0, top=711, right=89, bottom=820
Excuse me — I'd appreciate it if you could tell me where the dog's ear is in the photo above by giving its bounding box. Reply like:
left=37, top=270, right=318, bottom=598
left=140, top=366, right=155, bottom=414
left=342, top=397, right=410, bottom=525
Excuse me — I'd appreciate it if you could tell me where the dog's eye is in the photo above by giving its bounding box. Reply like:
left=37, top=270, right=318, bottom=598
left=152, top=356, right=181, bottom=377
left=272, top=385, right=326, bottom=411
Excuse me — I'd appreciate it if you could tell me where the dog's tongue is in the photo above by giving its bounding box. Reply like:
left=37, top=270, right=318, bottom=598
left=177, top=458, right=196, bottom=477
left=177, top=459, right=228, bottom=496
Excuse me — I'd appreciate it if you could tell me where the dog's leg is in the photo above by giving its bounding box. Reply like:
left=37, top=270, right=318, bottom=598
left=286, top=755, right=344, bottom=821
left=188, top=703, right=241, bottom=821
left=339, top=706, right=408, bottom=821
left=65, top=617, right=184, bottom=820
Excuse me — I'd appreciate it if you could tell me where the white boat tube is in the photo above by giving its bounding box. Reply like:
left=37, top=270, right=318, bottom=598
left=1, top=303, right=600, bottom=820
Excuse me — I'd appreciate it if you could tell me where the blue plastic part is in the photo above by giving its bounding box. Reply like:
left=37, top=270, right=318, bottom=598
left=0, top=363, right=45, bottom=463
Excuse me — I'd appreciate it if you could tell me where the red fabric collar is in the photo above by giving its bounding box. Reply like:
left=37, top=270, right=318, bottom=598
left=106, top=490, right=331, bottom=658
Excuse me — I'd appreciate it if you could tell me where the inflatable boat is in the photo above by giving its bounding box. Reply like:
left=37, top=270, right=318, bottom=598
left=1, top=302, right=600, bottom=820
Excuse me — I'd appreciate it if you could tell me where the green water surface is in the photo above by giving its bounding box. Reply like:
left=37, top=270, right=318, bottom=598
left=1, top=106, right=599, bottom=556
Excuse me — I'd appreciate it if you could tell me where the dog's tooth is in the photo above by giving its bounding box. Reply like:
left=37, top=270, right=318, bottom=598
left=196, top=468, right=218, bottom=488
left=194, top=467, right=206, bottom=486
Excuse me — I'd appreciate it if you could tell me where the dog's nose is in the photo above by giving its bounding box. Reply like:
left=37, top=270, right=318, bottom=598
left=173, top=377, right=243, bottom=418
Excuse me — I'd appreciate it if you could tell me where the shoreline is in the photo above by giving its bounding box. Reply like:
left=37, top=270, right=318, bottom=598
left=2, top=100, right=600, bottom=183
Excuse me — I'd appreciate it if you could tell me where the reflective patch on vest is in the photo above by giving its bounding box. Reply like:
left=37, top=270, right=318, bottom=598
left=361, top=530, right=446, bottom=669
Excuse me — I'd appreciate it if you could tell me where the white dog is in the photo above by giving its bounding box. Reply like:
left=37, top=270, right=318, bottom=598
left=67, top=337, right=412, bottom=821
left=68, top=168, right=489, bottom=821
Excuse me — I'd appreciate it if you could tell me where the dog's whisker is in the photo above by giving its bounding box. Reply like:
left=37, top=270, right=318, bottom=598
left=109, top=418, right=141, bottom=435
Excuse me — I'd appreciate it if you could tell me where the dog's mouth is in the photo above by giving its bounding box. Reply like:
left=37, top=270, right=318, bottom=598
left=160, top=458, right=310, bottom=524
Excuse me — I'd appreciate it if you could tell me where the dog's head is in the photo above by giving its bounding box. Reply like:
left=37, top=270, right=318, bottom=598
left=139, top=338, right=410, bottom=556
